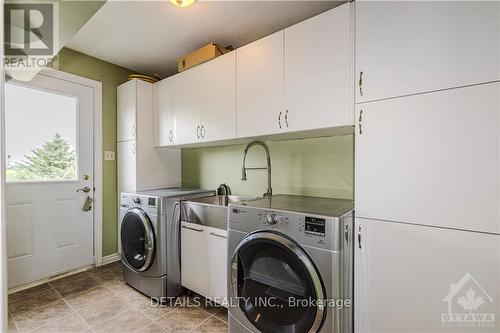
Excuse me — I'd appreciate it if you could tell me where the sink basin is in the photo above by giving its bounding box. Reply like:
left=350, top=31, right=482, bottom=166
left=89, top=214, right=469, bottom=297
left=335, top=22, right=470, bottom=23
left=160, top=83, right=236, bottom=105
left=187, top=195, right=248, bottom=206
left=181, top=195, right=251, bottom=230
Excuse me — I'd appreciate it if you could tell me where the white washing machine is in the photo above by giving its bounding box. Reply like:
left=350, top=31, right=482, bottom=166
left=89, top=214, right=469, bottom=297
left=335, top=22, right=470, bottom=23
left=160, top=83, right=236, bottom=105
left=228, top=195, right=354, bottom=333
left=119, top=188, right=213, bottom=299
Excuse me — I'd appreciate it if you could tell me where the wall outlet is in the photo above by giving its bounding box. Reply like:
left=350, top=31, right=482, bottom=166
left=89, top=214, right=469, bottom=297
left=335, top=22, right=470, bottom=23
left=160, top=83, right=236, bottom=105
left=104, top=151, right=115, bottom=161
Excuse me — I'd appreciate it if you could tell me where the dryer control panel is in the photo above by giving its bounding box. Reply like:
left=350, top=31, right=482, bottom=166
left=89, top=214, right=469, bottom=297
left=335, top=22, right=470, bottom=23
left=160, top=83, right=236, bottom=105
left=304, top=217, right=326, bottom=237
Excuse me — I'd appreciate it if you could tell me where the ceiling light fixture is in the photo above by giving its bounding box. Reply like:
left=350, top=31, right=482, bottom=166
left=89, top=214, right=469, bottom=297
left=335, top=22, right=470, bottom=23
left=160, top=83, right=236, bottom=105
left=170, top=0, right=197, bottom=8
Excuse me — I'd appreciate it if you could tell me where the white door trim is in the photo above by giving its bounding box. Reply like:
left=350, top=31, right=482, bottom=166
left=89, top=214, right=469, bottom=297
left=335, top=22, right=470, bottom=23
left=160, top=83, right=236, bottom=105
left=0, top=2, right=8, bottom=331
left=37, top=68, right=104, bottom=267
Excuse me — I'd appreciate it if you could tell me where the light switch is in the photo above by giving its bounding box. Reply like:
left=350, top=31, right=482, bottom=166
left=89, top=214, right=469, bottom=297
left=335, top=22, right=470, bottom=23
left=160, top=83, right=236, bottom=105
left=104, top=151, right=115, bottom=161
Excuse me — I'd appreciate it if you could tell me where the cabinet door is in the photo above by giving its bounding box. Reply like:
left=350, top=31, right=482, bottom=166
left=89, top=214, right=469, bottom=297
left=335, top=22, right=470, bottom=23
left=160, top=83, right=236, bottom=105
left=237, top=31, right=284, bottom=138
left=172, top=68, right=201, bottom=144
left=355, top=82, right=500, bottom=234
left=117, top=80, right=136, bottom=142
left=284, top=3, right=352, bottom=131
left=200, top=52, right=236, bottom=142
left=154, top=79, right=174, bottom=146
left=207, top=228, right=228, bottom=305
left=117, top=140, right=136, bottom=193
left=356, top=1, right=500, bottom=103
left=181, top=222, right=208, bottom=296
left=355, top=218, right=500, bottom=333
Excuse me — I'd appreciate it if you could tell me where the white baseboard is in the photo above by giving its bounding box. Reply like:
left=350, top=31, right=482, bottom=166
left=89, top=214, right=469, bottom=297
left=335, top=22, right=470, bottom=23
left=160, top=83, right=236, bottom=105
left=8, top=264, right=94, bottom=294
left=102, top=253, right=121, bottom=265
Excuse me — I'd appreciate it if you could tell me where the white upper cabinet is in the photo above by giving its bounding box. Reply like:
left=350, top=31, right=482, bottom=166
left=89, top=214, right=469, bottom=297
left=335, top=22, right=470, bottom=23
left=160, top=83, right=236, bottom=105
left=355, top=218, right=500, bottom=333
left=284, top=2, right=352, bottom=130
left=153, top=78, right=174, bottom=146
left=154, top=5, right=354, bottom=146
left=355, top=82, right=500, bottom=234
left=200, top=52, right=236, bottom=142
left=237, top=31, right=284, bottom=137
left=356, top=1, right=500, bottom=103
left=117, top=79, right=136, bottom=142
left=117, top=79, right=181, bottom=193
left=172, top=67, right=202, bottom=144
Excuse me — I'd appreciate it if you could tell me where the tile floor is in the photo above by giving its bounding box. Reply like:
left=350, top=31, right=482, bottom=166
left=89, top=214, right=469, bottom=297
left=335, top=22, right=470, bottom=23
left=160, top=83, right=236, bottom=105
left=7, top=262, right=228, bottom=333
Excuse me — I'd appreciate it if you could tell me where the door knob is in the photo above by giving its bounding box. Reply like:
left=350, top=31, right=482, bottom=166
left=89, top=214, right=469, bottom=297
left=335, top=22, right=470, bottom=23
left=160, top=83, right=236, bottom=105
left=77, top=186, right=91, bottom=193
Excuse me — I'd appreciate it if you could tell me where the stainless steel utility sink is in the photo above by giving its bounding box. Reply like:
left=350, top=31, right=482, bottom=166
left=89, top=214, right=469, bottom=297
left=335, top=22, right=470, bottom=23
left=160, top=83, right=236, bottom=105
left=181, top=195, right=251, bottom=230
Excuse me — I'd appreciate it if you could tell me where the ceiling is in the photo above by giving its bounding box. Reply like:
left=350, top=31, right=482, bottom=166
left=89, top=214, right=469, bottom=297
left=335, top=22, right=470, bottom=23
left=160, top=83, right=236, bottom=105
left=66, top=0, right=341, bottom=77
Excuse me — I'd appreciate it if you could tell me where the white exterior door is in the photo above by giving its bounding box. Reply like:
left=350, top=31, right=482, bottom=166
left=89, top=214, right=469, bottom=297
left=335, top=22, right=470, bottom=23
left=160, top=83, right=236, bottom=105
left=5, top=73, right=94, bottom=288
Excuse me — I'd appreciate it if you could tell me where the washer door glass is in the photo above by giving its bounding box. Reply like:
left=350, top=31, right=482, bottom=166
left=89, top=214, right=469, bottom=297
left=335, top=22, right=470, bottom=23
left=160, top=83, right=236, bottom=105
left=121, top=208, right=155, bottom=271
left=232, top=231, right=326, bottom=333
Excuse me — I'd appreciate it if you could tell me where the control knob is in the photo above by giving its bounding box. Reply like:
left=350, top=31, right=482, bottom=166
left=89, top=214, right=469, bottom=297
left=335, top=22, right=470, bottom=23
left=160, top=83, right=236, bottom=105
left=133, top=197, right=141, bottom=204
left=266, top=213, right=287, bottom=225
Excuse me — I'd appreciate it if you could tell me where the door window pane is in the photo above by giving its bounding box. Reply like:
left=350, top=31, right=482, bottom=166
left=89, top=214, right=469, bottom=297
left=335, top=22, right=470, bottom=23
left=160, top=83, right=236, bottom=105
left=5, top=83, right=77, bottom=182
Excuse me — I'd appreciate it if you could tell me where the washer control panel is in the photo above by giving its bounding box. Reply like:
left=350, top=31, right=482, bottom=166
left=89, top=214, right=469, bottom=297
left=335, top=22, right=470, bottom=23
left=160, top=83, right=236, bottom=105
left=258, top=213, right=289, bottom=226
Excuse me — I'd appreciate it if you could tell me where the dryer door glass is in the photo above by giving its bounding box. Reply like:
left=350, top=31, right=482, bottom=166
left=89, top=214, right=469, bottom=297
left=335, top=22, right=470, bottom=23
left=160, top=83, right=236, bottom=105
left=121, top=208, right=155, bottom=271
left=231, top=231, right=326, bottom=333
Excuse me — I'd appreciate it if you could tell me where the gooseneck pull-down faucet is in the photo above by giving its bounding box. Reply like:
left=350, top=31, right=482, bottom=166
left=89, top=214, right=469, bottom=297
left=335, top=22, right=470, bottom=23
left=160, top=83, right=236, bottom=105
left=241, top=140, right=272, bottom=197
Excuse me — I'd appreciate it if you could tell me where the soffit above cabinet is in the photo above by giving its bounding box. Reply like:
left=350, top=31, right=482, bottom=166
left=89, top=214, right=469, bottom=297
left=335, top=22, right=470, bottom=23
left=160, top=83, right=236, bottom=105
left=66, top=0, right=344, bottom=77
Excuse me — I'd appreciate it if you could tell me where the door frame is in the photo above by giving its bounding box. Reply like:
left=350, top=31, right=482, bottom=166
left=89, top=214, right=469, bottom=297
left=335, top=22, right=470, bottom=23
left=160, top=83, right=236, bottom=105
left=30, top=68, right=104, bottom=267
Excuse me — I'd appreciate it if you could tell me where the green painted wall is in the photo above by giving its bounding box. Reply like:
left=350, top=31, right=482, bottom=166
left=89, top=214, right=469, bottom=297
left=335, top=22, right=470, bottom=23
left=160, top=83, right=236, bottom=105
left=55, top=47, right=135, bottom=256
left=182, top=135, right=354, bottom=199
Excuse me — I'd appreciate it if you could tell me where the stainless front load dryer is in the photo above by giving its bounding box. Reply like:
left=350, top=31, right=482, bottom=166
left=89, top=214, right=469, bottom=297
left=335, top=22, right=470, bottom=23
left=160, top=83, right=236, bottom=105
left=119, top=188, right=213, bottom=299
left=228, top=195, right=354, bottom=333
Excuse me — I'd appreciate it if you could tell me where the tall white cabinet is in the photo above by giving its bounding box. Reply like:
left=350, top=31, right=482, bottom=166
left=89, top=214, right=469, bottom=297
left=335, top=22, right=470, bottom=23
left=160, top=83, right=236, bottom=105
left=354, top=2, right=500, bottom=332
left=354, top=218, right=500, bottom=333
left=355, top=83, right=500, bottom=234
left=355, top=1, right=500, bottom=103
left=117, top=79, right=181, bottom=194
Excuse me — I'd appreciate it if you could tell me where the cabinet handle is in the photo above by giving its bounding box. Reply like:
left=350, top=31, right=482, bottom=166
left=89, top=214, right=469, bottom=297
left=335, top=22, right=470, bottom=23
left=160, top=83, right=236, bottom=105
left=132, top=143, right=136, bottom=154
left=359, top=71, right=364, bottom=97
left=285, top=110, right=289, bottom=127
left=201, top=125, right=205, bottom=139
left=169, top=130, right=173, bottom=143
left=358, top=110, right=363, bottom=135
left=278, top=112, right=282, bottom=129
left=358, top=224, right=362, bottom=249
left=209, top=232, right=227, bottom=239
left=196, top=126, right=200, bottom=139
left=344, top=223, right=349, bottom=245
left=182, top=225, right=204, bottom=232
left=132, top=124, right=135, bottom=138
